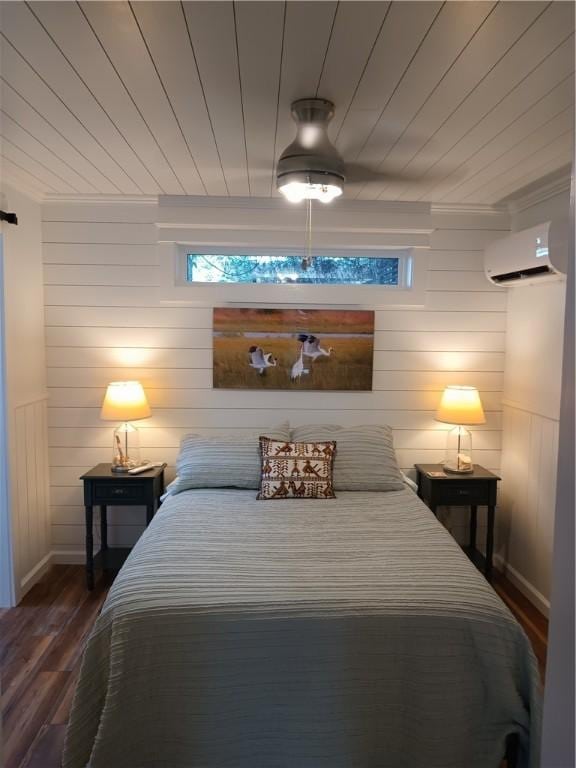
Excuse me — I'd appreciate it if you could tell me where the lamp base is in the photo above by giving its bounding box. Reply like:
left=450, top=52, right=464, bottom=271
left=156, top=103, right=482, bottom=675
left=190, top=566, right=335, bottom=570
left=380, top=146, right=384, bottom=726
left=443, top=425, right=474, bottom=473
left=112, top=422, right=142, bottom=473
left=442, top=462, right=474, bottom=474
left=111, top=464, right=131, bottom=473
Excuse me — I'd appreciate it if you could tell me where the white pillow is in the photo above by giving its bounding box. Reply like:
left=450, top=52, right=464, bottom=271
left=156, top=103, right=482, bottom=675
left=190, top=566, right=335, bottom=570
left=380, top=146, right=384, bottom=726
left=290, top=424, right=404, bottom=491
left=164, top=422, right=290, bottom=496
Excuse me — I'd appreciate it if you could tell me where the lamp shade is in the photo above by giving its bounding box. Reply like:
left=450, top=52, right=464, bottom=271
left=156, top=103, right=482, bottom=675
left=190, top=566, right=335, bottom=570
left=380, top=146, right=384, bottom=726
left=435, top=386, right=486, bottom=426
left=100, top=381, right=151, bottom=422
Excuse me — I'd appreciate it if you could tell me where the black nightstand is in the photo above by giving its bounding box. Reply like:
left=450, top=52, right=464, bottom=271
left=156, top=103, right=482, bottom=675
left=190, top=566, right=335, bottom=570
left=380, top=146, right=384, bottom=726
left=80, top=463, right=166, bottom=589
left=415, top=464, right=501, bottom=582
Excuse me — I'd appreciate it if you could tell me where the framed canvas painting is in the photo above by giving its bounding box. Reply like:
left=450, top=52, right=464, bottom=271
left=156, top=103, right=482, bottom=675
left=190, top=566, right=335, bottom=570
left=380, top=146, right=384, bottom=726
left=213, top=308, right=374, bottom=391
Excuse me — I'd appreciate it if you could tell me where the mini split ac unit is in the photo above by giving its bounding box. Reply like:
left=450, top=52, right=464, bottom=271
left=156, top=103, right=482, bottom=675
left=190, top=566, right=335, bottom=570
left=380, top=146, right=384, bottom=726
left=484, top=219, right=569, bottom=287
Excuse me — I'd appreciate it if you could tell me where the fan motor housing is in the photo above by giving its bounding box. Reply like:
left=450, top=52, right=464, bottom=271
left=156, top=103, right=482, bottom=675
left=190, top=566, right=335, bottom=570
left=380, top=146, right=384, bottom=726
left=276, top=98, right=345, bottom=184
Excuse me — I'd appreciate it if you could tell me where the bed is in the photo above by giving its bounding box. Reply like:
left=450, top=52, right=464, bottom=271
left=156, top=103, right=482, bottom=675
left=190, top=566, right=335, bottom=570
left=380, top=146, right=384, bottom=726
left=63, top=485, right=541, bottom=768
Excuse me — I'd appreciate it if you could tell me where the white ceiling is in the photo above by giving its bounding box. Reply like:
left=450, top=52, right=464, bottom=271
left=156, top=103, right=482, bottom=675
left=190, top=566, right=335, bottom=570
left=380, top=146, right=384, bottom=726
left=0, top=1, right=573, bottom=204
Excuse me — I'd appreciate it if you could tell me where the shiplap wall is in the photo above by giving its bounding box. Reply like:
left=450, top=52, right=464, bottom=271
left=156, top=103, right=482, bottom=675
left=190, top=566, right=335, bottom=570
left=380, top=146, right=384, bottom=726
left=42, top=197, right=509, bottom=558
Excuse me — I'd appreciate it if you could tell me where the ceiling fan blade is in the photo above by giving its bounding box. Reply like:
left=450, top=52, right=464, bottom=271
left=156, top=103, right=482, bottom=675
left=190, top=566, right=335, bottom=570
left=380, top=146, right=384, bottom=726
left=345, top=161, right=466, bottom=186
left=344, top=163, right=393, bottom=184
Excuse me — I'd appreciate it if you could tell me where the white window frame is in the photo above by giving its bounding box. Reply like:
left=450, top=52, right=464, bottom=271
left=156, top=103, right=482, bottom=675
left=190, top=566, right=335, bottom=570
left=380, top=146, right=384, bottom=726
left=179, top=247, right=412, bottom=289
left=160, top=243, right=429, bottom=309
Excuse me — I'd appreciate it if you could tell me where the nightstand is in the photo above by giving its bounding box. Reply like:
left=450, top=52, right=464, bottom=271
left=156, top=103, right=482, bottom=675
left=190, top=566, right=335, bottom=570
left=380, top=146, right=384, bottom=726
left=80, top=463, right=166, bottom=589
left=415, top=464, right=501, bottom=582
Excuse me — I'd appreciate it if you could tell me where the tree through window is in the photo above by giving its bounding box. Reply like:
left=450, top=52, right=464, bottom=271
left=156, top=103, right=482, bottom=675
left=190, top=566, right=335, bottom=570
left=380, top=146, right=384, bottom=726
left=186, top=253, right=409, bottom=286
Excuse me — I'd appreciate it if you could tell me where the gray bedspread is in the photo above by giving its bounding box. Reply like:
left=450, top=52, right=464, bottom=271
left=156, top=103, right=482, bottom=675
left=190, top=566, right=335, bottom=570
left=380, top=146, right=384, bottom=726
left=63, top=488, right=541, bottom=768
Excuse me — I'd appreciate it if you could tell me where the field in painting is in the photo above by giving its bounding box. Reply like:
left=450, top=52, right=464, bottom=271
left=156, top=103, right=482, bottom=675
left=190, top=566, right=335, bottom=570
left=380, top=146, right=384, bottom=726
left=213, top=308, right=374, bottom=334
left=213, top=335, right=373, bottom=391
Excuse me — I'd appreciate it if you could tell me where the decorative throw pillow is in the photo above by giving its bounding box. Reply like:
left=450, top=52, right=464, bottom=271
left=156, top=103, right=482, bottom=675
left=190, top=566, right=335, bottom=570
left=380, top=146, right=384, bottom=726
left=290, top=424, right=404, bottom=491
left=257, top=437, right=336, bottom=500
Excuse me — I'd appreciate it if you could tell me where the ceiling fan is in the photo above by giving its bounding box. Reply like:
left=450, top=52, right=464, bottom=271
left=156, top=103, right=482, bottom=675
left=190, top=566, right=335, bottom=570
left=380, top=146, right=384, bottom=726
left=276, top=97, right=401, bottom=203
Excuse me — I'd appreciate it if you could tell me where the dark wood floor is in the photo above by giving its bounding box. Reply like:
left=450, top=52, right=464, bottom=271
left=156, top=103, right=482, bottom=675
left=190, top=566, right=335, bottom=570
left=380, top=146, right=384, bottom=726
left=0, top=565, right=548, bottom=768
left=0, top=566, right=113, bottom=768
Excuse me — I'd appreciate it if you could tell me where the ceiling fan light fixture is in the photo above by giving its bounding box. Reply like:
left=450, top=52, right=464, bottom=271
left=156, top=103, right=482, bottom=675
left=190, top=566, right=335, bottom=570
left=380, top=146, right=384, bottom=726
left=276, top=98, right=345, bottom=204
left=278, top=172, right=343, bottom=204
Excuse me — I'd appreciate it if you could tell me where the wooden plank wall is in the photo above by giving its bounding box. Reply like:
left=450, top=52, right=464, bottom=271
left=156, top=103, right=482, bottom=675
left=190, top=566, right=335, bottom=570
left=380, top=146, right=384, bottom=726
left=42, top=198, right=509, bottom=558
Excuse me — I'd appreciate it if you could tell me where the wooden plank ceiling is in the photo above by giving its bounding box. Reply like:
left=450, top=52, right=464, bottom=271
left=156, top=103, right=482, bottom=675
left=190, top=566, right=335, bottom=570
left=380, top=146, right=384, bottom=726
left=0, top=1, right=573, bottom=203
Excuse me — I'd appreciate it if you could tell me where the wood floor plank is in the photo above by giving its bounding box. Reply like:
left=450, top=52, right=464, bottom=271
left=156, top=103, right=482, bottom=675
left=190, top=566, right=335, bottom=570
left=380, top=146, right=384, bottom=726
left=0, top=564, right=548, bottom=768
left=1, top=635, right=55, bottom=712
left=39, top=577, right=111, bottom=674
left=3, top=670, right=70, bottom=768
left=21, top=724, right=66, bottom=768
left=0, top=567, right=74, bottom=649
left=50, top=667, right=80, bottom=727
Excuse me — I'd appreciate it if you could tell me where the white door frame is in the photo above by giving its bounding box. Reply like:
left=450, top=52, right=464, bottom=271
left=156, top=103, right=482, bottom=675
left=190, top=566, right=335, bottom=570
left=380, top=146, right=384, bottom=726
left=0, top=231, right=15, bottom=607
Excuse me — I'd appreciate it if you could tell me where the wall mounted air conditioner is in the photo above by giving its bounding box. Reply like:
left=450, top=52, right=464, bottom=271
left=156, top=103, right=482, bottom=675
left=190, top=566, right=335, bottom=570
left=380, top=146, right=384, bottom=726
left=484, top=219, right=569, bottom=287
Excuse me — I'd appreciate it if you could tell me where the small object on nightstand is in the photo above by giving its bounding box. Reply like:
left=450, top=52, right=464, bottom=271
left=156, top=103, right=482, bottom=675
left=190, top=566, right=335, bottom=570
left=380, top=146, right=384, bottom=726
left=415, top=463, right=500, bottom=582
left=128, top=462, right=165, bottom=475
left=80, top=462, right=166, bottom=590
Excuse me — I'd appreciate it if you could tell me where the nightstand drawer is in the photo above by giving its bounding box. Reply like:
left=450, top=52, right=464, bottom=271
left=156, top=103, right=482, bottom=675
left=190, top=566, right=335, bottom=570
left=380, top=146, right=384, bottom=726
left=92, top=482, right=147, bottom=504
left=439, top=483, right=486, bottom=505
left=428, top=481, right=498, bottom=507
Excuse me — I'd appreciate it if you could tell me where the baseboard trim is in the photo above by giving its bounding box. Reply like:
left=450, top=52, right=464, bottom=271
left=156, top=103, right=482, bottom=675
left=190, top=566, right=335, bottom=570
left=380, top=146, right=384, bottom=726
left=495, top=554, right=550, bottom=618
left=51, top=549, right=85, bottom=565
left=20, top=551, right=53, bottom=596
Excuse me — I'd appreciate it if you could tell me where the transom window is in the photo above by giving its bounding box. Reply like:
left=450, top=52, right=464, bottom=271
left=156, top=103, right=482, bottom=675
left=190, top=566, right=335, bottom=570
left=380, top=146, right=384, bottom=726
left=185, top=252, right=411, bottom=287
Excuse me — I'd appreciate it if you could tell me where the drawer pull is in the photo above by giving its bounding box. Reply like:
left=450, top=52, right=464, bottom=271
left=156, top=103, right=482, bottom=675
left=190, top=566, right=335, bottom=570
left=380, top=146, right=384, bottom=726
left=113, top=488, right=126, bottom=495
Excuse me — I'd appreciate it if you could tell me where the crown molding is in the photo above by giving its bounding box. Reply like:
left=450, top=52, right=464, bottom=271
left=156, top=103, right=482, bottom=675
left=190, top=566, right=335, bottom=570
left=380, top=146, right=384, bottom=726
left=159, top=194, right=432, bottom=215
left=35, top=193, right=511, bottom=218
left=505, top=171, right=572, bottom=215
left=42, top=193, right=432, bottom=214
left=430, top=202, right=507, bottom=216
left=15, top=184, right=574, bottom=215
left=43, top=194, right=158, bottom=206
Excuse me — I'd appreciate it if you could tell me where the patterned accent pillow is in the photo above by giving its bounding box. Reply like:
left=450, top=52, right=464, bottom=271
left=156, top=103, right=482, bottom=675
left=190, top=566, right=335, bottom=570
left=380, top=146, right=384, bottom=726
left=257, top=437, right=337, bottom=500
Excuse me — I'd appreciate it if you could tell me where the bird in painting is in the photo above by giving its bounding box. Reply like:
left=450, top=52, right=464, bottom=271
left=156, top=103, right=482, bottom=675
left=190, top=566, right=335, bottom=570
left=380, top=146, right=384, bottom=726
left=297, top=334, right=335, bottom=360
left=248, top=346, right=277, bottom=375
left=290, top=348, right=310, bottom=381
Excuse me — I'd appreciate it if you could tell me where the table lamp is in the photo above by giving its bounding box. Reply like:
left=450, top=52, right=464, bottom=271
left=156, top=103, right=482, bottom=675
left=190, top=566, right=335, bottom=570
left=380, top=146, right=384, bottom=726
left=101, top=381, right=151, bottom=472
left=435, top=385, right=486, bottom=473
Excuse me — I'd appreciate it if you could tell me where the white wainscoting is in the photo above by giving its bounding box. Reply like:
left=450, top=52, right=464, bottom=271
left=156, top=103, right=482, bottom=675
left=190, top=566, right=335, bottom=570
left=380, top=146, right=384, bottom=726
left=498, top=404, right=560, bottom=616
left=42, top=197, right=509, bottom=558
left=9, top=396, right=51, bottom=596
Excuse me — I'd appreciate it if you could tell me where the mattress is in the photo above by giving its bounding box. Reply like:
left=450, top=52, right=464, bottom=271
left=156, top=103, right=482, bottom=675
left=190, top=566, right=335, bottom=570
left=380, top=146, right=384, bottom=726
left=63, top=487, right=541, bottom=768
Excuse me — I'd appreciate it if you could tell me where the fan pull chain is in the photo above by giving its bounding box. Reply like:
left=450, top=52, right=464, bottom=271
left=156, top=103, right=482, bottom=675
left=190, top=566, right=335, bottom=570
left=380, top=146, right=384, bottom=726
left=303, top=197, right=313, bottom=270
